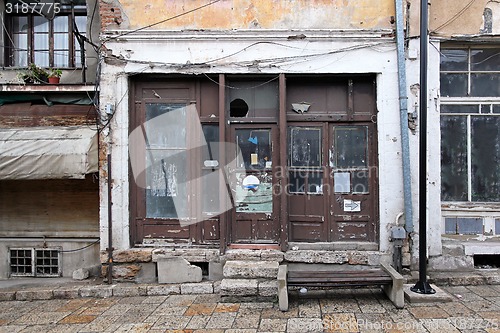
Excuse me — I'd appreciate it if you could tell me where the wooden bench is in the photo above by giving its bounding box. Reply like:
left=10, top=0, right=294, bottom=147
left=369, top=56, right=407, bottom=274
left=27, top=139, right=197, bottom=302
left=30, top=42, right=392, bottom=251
left=278, top=263, right=404, bottom=311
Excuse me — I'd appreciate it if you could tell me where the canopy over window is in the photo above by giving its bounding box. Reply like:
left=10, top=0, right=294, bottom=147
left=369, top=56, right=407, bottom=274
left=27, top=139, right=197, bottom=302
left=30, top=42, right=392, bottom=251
left=0, top=126, right=97, bottom=180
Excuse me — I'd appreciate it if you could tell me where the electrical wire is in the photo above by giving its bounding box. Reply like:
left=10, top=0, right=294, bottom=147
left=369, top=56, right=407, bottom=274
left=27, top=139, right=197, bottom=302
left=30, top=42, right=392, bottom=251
left=58, top=239, right=100, bottom=253
left=203, top=73, right=280, bottom=90
left=103, top=0, right=221, bottom=42
left=432, top=0, right=477, bottom=33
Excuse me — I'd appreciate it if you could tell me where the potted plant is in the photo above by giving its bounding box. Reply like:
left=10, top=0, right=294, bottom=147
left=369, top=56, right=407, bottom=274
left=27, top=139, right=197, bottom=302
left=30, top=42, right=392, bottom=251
left=17, top=63, right=49, bottom=84
left=48, top=68, right=62, bottom=84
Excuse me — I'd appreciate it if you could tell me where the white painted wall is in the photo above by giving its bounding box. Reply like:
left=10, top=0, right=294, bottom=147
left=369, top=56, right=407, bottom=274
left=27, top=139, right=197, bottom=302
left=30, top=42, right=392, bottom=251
left=99, top=30, right=410, bottom=257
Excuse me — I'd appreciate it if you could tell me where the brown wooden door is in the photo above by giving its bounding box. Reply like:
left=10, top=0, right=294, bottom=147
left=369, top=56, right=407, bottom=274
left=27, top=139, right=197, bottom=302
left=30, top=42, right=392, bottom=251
left=287, top=122, right=378, bottom=243
left=229, top=124, right=280, bottom=243
left=328, top=123, right=378, bottom=242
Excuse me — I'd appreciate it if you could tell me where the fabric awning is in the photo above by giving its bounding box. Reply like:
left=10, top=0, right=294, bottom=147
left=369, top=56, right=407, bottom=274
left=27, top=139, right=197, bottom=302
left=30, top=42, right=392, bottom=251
left=0, top=126, right=98, bottom=180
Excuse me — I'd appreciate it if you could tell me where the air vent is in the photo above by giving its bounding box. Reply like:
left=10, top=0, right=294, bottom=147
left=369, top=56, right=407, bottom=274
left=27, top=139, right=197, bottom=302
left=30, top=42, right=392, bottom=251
left=9, top=248, right=61, bottom=277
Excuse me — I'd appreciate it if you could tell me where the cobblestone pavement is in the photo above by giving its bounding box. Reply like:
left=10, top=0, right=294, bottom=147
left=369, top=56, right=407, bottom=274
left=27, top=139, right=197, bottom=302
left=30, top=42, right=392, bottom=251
left=0, top=285, right=499, bottom=333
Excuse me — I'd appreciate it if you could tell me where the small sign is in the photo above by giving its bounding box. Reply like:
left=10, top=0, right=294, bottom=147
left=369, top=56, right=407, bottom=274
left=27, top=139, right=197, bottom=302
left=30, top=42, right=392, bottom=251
left=250, top=153, right=258, bottom=165
left=343, top=199, right=361, bottom=212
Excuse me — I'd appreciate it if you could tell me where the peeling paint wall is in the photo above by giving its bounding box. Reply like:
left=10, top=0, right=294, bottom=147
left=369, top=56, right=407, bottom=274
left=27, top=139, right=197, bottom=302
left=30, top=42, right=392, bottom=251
left=408, top=0, right=500, bottom=37
left=101, top=0, right=395, bottom=31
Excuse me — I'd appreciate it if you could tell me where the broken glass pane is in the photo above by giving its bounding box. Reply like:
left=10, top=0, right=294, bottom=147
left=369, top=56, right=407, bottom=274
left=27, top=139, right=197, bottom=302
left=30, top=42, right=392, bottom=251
left=226, top=79, right=279, bottom=118
left=471, top=73, right=500, bottom=97
left=333, top=126, right=368, bottom=168
left=440, top=73, right=468, bottom=97
left=289, top=127, right=322, bottom=167
left=471, top=48, right=500, bottom=71
left=441, top=116, right=468, bottom=201
left=471, top=116, right=500, bottom=201
left=440, top=49, right=468, bottom=71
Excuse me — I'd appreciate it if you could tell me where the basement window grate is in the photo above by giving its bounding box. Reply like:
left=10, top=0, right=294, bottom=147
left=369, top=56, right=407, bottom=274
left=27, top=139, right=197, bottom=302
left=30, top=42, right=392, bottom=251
left=474, top=254, right=500, bottom=269
left=9, top=248, right=61, bottom=277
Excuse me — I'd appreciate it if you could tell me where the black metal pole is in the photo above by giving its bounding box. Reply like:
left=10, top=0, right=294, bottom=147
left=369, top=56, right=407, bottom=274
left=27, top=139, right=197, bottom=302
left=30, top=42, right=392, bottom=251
left=411, top=0, right=435, bottom=295
left=107, top=154, right=114, bottom=284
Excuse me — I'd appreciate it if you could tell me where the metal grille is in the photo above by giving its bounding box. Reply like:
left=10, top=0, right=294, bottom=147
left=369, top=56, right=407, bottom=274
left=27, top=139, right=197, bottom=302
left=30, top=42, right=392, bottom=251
left=9, top=248, right=61, bottom=277
left=9, top=249, right=33, bottom=276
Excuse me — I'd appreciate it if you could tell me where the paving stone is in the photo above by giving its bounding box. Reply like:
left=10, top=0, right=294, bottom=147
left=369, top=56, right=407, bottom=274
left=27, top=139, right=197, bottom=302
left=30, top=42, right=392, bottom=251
left=151, top=315, right=191, bottom=330
left=163, top=294, right=198, bottom=307
left=287, top=318, right=324, bottom=333
left=205, top=312, right=236, bottom=329
left=233, top=314, right=260, bottom=329
left=259, top=318, right=287, bottom=332
left=323, top=313, right=358, bottom=333
left=297, top=300, right=321, bottom=318
left=185, top=303, right=217, bottom=316
left=57, top=314, right=96, bottom=324
left=214, top=303, right=240, bottom=313
left=186, top=315, right=211, bottom=329
left=408, top=306, right=450, bottom=319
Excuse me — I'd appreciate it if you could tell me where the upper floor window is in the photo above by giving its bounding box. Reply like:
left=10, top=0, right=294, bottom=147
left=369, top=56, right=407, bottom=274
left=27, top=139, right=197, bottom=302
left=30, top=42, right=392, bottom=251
left=5, top=0, right=87, bottom=68
left=440, top=46, right=500, bottom=202
left=440, top=47, right=500, bottom=97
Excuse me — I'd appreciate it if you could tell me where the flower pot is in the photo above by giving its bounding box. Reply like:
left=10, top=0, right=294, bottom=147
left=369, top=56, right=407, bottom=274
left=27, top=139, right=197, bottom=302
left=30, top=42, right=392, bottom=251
left=48, top=77, right=60, bottom=84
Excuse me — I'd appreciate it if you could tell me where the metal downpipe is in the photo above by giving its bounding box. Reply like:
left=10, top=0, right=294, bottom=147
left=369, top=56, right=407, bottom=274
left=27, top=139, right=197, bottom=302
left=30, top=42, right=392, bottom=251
left=394, top=0, right=414, bottom=233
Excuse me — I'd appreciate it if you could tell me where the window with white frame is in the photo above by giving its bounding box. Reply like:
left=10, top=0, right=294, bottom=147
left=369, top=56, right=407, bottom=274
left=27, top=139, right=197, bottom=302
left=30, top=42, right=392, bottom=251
left=440, top=46, right=500, bottom=202
left=4, top=0, right=87, bottom=68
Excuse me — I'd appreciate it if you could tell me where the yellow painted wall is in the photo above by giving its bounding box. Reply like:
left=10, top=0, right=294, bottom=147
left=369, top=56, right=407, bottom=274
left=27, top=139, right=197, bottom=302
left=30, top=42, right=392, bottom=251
left=107, top=0, right=395, bottom=30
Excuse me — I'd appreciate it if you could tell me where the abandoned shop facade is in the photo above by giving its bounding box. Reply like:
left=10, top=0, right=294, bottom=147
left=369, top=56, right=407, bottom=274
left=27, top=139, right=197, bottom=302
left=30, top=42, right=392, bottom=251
left=98, top=0, right=430, bottom=286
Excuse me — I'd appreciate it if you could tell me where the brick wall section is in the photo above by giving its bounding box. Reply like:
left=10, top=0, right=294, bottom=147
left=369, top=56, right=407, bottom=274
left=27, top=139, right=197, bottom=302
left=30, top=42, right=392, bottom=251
left=99, top=0, right=123, bottom=30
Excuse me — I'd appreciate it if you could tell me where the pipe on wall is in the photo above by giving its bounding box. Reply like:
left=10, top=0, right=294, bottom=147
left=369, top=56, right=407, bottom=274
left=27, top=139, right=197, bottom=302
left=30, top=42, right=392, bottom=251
left=394, top=0, right=414, bottom=234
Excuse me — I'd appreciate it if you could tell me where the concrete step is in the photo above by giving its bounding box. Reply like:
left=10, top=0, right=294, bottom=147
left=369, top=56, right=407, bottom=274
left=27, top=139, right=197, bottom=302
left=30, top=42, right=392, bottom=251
left=224, top=249, right=284, bottom=262
left=220, top=278, right=277, bottom=297
left=223, top=260, right=279, bottom=279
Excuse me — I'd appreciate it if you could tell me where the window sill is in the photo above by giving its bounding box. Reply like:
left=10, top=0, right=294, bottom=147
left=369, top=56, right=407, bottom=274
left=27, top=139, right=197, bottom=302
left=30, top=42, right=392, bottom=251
left=0, top=83, right=96, bottom=93
left=442, top=202, right=500, bottom=212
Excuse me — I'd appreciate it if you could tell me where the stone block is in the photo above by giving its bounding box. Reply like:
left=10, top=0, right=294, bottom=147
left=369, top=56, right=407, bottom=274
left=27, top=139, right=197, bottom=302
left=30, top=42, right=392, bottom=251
left=16, top=289, right=53, bottom=301
left=347, top=251, right=369, bottom=265
left=220, top=278, right=258, bottom=296
left=79, top=285, right=113, bottom=298
left=442, top=243, right=465, bottom=256
left=181, top=282, right=214, bottom=294
left=53, top=287, right=80, bottom=299
left=72, top=268, right=89, bottom=280
left=135, top=262, right=157, bottom=284
left=213, top=281, right=222, bottom=293
left=261, top=250, right=284, bottom=262
left=112, top=264, right=142, bottom=281
left=112, top=249, right=152, bottom=263
left=0, top=291, right=15, bottom=301
left=157, top=257, right=202, bottom=284
left=224, top=249, right=261, bottom=261
left=113, top=285, right=140, bottom=297
left=284, top=250, right=348, bottom=264
left=223, top=260, right=279, bottom=279
left=278, top=265, right=288, bottom=312
left=428, top=255, right=474, bottom=271
left=146, top=284, right=180, bottom=296
left=209, top=261, right=224, bottom=281
left=258, top=280, right=278, bottom=297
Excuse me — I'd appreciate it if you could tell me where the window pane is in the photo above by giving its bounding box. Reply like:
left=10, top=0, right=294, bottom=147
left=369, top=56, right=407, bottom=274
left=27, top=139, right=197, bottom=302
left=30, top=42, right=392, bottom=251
left=235, top=172, right=272, bottom=213
left=470, top=73, right=500, bottom=97
left=441, top=116, right=468, bottom=201
left=202, top=125, right=219, bottom=162
left=145, top=103, right=187, bottom=148
left=13, top=16, right=28, bottom=33
left=54, top=50, right=69, bottom=67
left=333, top=126, right=368, bottom=168
left=227, top=79, right=279, bottom=118
left=236, top=129, right=271, bottom=170
left=289, top=127, right=322, bottom=167
left=440, top=73, right=468, bottom=97
left=471, top=116, right=500, bottom=202
left=334, top=172, right=350, bottom=193
left=480, top=105, right=491, bottom=114
left=494, top=105, right=500, bottom=114
left=288, top=171, right=305, bottom=194
left=34, top=51, right=49, bottom=67
left=146, top=150, right=187, bottom=218
left=53, top=16, right=69, bottom=32
left=33, top=16, right=49, bottom=32
left=34, top=33, right=49, bottom=49
left=471, top=48, right=500, bottom=71
left=75, top=15, right=87, bottom=33
left=440, top=49, right=468, bottom=71
left=202, top=170, right=219, bottom=213
left=353, top=170, right=369, bottom=194
left=440, top=105, right=479, bottom=114
left=54, top=33, right=69, bottom=49
left=308, top=172, right=323, bottom=194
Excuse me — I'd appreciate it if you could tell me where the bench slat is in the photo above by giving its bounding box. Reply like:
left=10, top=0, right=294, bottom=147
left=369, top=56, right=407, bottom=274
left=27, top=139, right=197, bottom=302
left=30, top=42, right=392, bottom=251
left=287, top=269, right=393, bottom=286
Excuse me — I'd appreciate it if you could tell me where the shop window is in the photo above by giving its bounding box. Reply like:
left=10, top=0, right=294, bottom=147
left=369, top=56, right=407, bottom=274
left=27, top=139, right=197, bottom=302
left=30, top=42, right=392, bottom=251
left=5, top=0, right=87, bottom=68
left=226, top=78, right=279, bottom=119
left=440, top=46, right=500, bottom=202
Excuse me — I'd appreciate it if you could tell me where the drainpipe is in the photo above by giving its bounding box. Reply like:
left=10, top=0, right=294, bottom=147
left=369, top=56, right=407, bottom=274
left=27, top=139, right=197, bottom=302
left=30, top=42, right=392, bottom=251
left=106, top=153, right=113, bottom=284
left=394, top=0, right=414, bottom=233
